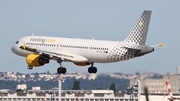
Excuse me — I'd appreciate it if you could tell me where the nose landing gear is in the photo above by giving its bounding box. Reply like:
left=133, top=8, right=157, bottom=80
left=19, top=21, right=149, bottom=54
left=27, top=65, right=33, bottom=70
left=57, top=58, right=67, bottom=74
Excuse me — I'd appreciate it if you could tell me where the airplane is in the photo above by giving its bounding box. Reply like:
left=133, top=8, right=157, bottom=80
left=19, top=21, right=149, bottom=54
left=11, top=10, right=157, bottom=74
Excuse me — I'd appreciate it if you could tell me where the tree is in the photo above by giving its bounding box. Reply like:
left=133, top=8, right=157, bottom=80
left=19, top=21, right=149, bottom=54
left=72, top=80, right=80, bottom=90
left=110, top=83, right=117, bottom=93
left=25, top=74, right=30, bottom=79
left=47, top=71, right=50, bottom=74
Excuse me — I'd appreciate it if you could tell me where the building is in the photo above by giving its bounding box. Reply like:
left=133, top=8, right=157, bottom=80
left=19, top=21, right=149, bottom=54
left=130, top=74, right=180, bottom=94
left=0, top=89, right=137, bottom=101
left=130, top=79, right=165, bottom=94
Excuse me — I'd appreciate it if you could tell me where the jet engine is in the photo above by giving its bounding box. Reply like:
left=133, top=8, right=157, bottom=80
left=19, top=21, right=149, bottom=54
left=74, top=62, right=90, bottom=66
left=26, top=54, right=49, bottom=67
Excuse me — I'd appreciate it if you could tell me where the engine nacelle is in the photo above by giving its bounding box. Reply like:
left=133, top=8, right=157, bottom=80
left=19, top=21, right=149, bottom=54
left=74, top=62, right=90, bottom=66
left=26, top=54, right=49, bottom=67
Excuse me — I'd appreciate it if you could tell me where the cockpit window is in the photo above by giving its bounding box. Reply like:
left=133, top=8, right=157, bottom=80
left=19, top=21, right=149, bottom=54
left=15, top=41, right=19, bottom=44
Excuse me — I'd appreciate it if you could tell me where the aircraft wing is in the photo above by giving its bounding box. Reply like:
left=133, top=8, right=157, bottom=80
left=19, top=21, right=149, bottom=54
left=20, top=45, right=88, bottom=62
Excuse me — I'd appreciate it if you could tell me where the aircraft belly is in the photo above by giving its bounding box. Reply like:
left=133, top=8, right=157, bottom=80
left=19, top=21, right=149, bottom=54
left=74, top=50, right=109, bottom=63
left=87, top=56, right=108, bottom=63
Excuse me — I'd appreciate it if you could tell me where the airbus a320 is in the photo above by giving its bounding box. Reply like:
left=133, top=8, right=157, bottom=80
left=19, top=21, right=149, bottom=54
left=11, top=10, right=159, bottom=74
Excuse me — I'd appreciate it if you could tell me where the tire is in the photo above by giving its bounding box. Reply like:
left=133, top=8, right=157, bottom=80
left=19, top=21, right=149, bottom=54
left=88, top=67, right=93, bottom=73
left=57, top=67, right=62, bottom=74
left=92, top=67, right=97, bottom=73
left=57, top=67, right=67, bottom=74
left=62, top=67, right=67, bottom=74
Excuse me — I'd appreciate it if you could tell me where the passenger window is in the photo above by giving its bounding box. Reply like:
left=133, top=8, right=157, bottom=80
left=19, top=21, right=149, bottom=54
left=15, top=41, right=19, bottom=44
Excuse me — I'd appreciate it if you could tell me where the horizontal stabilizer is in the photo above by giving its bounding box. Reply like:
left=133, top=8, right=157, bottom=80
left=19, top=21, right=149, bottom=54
left=123, top=47, right=141, bottom=54
left=123, top=44, right=154, bottom=56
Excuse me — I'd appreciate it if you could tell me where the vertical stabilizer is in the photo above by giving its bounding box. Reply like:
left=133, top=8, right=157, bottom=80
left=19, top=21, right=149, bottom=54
left=124, top=10, right=151, bottom=45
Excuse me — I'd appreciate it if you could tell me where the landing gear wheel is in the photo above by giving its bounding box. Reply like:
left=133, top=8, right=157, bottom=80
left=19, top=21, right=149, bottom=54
left=57, top=67, right=67, bottom=74
left=57, top=67, right=61, bottom=74
left=62, top=67, right=67, bottom=74
left=88, top=67, right=93, bottom=73
left=92, top=67, right=97, bottom=73
left=88, top=67, right=97, bottom=74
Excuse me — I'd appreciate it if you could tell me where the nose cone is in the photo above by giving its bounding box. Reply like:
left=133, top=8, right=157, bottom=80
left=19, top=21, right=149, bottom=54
left=11, top=44, right=28, bottom=57
left=11, top=45, right=16, bottom=54
left=11, top=44, right=19, bottom=55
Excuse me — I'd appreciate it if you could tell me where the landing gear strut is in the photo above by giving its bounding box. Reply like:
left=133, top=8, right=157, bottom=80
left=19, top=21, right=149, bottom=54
left=57, top=58, right=67, bottom=74
left=88, top=63, right=97, bottom=74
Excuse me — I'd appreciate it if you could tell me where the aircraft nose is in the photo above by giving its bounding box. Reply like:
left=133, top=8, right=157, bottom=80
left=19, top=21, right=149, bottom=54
left=11, top=45, right=18, bottom=54
left=11, top=45, right=15, bottom=53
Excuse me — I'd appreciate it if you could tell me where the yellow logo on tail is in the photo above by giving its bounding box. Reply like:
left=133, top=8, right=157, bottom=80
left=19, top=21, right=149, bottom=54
left=139, top=21, right=143, bottom=26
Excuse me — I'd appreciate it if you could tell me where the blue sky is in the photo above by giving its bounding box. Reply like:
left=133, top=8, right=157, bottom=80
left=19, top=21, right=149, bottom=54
left=0, top=0, right=180, bottom=74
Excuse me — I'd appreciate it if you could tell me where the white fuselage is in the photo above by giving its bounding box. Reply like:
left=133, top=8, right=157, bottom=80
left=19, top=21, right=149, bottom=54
left=11, top=36, right=136, bottom=63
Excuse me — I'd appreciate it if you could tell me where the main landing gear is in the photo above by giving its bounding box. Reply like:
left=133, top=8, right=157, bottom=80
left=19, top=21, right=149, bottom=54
left=88, top=63, right=97, bottom=74
left=57, top=59, right=67, bottom=74
left=56, top=59, right=97, bottom=74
